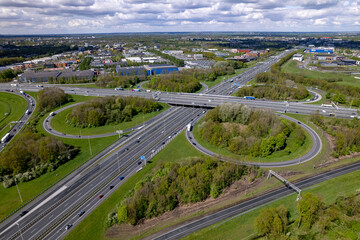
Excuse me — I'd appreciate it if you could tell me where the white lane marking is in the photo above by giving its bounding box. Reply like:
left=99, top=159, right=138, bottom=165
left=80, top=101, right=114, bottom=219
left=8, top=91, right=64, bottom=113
left=0, top=185, right=67, bottom=236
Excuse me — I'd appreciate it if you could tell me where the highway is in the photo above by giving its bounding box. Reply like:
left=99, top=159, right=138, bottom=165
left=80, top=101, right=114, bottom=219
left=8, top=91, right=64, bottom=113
left=0, top=90, right=36, bottom=152
left=0, top=48, right=356, bottom=240
left=153, top=161, right=360, bottom=240
left=0, top=107, right=205, bottom=240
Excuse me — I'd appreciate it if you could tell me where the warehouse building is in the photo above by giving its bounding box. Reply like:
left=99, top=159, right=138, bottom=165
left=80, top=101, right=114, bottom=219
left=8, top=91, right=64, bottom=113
left=18, top=70, right=94, bottom=82
left=144, top=64, right=178, bottom=75
left=116, top=66, right=147, bottom=76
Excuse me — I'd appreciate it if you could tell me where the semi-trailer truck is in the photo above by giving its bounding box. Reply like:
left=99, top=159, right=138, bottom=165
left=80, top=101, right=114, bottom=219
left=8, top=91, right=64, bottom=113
left=244, top=96, right=255, bottom=100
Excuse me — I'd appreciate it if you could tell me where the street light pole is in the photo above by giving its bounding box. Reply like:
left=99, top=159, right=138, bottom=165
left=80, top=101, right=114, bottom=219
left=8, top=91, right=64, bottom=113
left=16, top=223, right=24, bottom=240
left=14, top=178, right=23, bottom=202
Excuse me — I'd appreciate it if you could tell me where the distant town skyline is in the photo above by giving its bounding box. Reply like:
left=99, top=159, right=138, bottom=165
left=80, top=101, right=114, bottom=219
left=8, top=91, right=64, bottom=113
left=0, top=0, right=359, bottom=34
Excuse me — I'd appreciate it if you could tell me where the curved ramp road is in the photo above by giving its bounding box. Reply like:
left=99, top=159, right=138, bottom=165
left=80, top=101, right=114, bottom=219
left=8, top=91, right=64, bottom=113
left=43, top=103, right=178, bottom=139
left=186, top=114, right=322, bottom=167
left=0, top=90, right=36, bottom=152
left=153, top=161, right=360, bottom=240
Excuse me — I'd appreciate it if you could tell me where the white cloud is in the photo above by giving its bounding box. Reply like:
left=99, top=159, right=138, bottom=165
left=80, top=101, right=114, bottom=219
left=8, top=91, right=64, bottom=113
left=0, top=0, right=358, bottom=34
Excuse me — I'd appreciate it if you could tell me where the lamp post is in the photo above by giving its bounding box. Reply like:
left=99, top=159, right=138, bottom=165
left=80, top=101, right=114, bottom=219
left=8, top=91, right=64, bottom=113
left=16, top=223, right=24, bottom=240
left=14, top=178, right=23, bottom=203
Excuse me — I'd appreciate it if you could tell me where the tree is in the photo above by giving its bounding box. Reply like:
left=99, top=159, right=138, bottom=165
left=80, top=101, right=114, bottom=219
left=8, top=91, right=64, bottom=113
left=255, top=205, right=289, bottom=238
left=297, top=193, right=324, bottom=230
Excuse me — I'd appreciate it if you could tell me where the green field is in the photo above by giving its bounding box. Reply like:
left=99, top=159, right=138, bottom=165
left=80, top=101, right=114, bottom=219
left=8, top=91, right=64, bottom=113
left=184, top=168, right=360, bottom=240
left=282, top=60, right=360, bottom=88
left=192, top=117, right=312, bottom=164
left=64, top=131, right=204, bottom=240
left=0, top=92, right=27, bottom=140
left=50, top=102, right=169, bottom=136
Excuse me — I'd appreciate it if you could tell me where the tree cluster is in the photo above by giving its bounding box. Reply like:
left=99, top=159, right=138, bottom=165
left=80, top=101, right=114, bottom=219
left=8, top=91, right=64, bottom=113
left=38, top=87, right=69, bottom=111
left=95, top=74, right=147, bottom=88
left=255, top=193, right=360, bottom=240
left=198, top=103, right=305, bottom=157
left=66, top=96, right=161, bottom=127
left=147, top=73, right=202, bottom=93
left=310, top=112, right=360, bottom=157
left=0, top=130, right=78, bottom=188
left=0, top=68, right=17, bottom=82
left=236, top=84, right=309, bottom=100
left=78, top=57, right=92, bottom=70
left=0, top=56, right=25, bottom=67
left=117, top=158, right=253, bottom=225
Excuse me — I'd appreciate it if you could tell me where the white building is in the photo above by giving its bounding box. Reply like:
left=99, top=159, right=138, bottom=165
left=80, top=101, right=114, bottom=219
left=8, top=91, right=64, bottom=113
left=292, top=54, right=304, bottom=62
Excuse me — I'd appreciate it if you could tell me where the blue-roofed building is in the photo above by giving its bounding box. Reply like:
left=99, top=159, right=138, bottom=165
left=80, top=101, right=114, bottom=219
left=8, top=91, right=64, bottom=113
left=306, top=47, right=334, bottom=54
left=144, top=64, right=178, bottom=75
left=116, top=66, right=147, bottom=76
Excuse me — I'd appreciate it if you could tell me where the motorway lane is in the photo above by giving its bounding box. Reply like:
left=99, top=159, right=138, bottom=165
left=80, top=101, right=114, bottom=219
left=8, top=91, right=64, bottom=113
left=0, top=90, right=36, bottom=152
left=153, top=161, right=360, bottom=240
left=3, top=107, right=203, bottom=240
left=186, top=114, right=322, bottom=167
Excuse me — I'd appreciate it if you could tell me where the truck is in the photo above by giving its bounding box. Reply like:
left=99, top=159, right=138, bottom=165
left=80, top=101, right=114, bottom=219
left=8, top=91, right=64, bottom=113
left=187, top=123, right=192, bottom=132
left=244, top=96, right=255, bottom=100
left=1, top=133, right=11, bottom=143
left=132, top=89, right=141, bottom=92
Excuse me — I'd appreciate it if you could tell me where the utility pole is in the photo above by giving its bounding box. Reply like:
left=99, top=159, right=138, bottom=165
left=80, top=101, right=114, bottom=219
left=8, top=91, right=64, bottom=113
left=14, top=178, right=23, bottom=202
left=16, top=223, right=24, bottom=240
left=88, top=136, right=92, bottom=155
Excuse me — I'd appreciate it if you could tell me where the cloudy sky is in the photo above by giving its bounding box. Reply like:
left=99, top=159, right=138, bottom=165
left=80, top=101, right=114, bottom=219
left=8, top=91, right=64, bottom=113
left=0, top=0, right=359, bottom=34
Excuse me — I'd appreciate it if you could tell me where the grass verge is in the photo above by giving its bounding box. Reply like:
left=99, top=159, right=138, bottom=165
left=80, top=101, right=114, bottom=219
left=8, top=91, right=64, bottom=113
left=64, top=131, right=204, bottom=240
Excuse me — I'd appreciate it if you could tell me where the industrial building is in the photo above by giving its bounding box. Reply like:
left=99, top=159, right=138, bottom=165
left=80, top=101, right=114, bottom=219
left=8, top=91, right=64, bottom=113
left=116, top=64, right=178, bottom=76
left=144, top=64, right=178, bottom=75
left=306, top=47, right=334, bottom=54
left=292, top=54, right=304, bottom=61
left=18, top=70, right=94, bottom=82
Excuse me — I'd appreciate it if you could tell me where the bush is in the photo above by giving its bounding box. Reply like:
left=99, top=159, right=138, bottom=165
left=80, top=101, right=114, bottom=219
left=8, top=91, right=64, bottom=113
left=38, top=87, right=69, bottom=111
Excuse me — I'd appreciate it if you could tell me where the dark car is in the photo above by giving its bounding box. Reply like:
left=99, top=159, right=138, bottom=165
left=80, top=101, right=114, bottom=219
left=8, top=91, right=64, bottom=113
left=78, top=211, right=85, bottom=217
left=192, top=142, right=196, bottom=146
left=19, top=211, right=28, bottom=217
left=297, top=121, right=301, bottom=124
left=138, top=161, right=142, bottom=165
left=109, top=185, right=114, bottom=189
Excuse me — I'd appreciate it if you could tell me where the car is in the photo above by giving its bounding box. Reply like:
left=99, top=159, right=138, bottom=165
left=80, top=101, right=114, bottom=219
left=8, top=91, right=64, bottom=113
left=192, top=142, right=196, bottom=146
left=125, top=147, right=129, bottom=151
left=19, top=211, right=28, bottom=217
left=213, top=89, right=215, bottom=92
left=138, top=161, right=142, bottom=165
left=151, top=149, right=155, bottom=153
left=162, top=142, right=165, bottom=145
left=65, top=224, right=72, bottom=230
left=119, top=176, right=124, bottom=180
left=297, top=121, right=301, bottom=124
left=168, top=136, right=171, bottom=139
left=109, top=186, right=114, bottom=190
left=12, top=129, right=16, bottom=132
left=98, top=194, right=103, bottom=199
left=189, top=136, right=192, bottom=139
left=78, top=211, right=85, bottom=217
